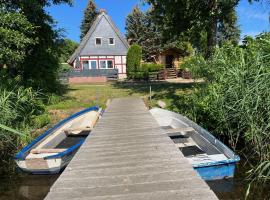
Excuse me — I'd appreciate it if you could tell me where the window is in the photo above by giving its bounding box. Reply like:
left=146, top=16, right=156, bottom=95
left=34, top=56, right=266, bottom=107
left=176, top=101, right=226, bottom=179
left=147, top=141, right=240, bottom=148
left=107, top=60, right=113, bottom=69
left=82, top=61, right=89, bottom=69
left=95, top=37, right=102, bottom=45
left=90, top=61, right=97, bottom=69
left=100, top=60, right=107, bottom=69
left=108, top=38, right=115, bottom=45
left=99, top=60, right=114, bottom=69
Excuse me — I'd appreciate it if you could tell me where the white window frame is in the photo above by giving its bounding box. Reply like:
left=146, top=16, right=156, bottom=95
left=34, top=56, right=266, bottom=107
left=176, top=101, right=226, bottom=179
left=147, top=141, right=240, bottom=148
left=95, top=37, right=102, bottom=46
left=108, top=38, right=115, bottom=45
left=89, top=60, right=97, bottom=69
left=82, top=60, right=90, bottom=70
left=99, top=60, right=114, bottom=69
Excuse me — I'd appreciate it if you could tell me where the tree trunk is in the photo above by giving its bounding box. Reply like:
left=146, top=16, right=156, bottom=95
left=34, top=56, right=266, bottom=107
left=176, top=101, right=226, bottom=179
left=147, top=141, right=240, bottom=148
left=206, top=0, right=218, bottom=58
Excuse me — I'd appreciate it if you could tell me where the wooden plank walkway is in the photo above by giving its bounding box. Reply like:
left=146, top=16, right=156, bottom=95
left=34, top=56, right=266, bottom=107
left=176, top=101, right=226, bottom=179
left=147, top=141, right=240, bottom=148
left=45, top=97, right=218, bottom=200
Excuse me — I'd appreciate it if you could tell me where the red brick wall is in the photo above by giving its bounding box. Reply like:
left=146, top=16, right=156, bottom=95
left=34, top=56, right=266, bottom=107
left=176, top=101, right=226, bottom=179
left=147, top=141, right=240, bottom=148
left=69, top=77, right=107, bottom=84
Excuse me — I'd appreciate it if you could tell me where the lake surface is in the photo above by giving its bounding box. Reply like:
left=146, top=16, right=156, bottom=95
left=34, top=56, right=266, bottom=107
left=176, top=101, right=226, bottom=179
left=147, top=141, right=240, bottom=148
left=0, top=161, right=269, bottom=200
left=207, top=162, right=270, bottom=200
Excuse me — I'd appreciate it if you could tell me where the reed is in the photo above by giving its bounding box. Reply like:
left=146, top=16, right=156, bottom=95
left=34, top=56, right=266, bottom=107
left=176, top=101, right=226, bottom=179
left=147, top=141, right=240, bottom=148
left=0, top=80, right=44, bottom=161
left=179, top=33, right=270, bottom=181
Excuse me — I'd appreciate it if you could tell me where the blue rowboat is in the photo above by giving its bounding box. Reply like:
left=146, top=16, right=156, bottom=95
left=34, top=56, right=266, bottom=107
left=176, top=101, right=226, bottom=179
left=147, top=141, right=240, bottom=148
left=150, top=108, right=240, bottom=181
left=15, top=106, right=101, bottom=175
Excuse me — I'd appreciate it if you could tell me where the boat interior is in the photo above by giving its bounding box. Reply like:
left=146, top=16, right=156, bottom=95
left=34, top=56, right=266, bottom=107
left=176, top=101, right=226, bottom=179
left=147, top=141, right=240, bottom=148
left=26, top=110, right=100, bottom=160
left=162, top=124, right=228, bottom=165
left=150, top=108, right=231, bottom=165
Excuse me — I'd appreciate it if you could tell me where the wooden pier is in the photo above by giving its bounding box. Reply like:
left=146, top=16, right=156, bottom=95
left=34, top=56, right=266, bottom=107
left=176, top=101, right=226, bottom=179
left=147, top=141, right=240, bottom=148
left=45, top=98, right=218, bottom=200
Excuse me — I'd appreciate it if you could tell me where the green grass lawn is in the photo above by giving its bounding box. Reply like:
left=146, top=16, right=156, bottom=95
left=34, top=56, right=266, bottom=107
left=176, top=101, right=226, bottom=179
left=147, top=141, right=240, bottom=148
left=46, top=82, right=197, bottom=124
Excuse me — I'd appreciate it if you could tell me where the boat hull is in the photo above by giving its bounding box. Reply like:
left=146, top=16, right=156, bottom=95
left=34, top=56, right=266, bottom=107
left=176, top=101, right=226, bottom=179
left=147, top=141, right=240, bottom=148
left=14, top=106, right=99, bottom=174
left=15, top=147, right=76, bottom=174
left=194, top=162, right=237, bottom=181
left=150, top=108, right=240, bottom=181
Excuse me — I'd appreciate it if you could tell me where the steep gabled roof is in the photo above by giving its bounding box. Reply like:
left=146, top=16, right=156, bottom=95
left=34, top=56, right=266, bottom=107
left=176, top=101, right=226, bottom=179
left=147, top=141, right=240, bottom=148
left=68, top=12, right=129, bottom=64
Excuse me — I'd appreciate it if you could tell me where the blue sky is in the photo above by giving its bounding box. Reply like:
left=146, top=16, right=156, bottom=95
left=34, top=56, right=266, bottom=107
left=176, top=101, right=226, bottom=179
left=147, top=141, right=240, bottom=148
left=47, top=0, right=269, bottom=42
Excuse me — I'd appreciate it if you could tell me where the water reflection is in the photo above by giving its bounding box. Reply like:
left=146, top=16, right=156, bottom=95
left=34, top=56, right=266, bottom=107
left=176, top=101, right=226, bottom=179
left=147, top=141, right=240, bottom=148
left=0, top=169, right=59, bottom=200
left=1, top=163, right=269, bottom=200
left=206, top=165, right=270, bottom=200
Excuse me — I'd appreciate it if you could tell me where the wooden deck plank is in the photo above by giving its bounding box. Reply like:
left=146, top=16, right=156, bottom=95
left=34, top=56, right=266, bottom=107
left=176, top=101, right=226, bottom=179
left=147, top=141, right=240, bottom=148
left=45, top=97, right=218, bottom=200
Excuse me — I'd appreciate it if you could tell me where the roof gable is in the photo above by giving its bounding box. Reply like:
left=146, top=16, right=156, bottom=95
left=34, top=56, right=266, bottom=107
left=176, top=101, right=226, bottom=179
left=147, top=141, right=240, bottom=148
left=68, top=13, right=129, bottom=63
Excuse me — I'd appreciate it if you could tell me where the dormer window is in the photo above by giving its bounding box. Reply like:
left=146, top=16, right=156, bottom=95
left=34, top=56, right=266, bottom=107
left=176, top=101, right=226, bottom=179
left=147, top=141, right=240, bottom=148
left=108, top=38, right=115, bottom=45
left=95, top=37, right=102, bottom=45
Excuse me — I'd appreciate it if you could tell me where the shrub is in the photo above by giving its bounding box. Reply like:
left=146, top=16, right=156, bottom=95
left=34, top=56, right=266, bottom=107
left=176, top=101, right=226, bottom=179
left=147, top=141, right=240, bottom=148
left=126, top=44, right=142, bottom=78
left=180, top=56, right=207, bottom=78
left=141, top=63, right=163, bottom=72
left=128, top=71, right=146, bottom=80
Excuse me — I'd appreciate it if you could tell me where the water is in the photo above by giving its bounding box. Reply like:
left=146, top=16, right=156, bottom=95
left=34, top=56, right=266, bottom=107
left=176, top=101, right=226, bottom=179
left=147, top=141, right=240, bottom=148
left=0, top=162, right=269, bottom=200
left=207, top=162, right=270, bottom=200
left=0, top=166, right=59, bottom=200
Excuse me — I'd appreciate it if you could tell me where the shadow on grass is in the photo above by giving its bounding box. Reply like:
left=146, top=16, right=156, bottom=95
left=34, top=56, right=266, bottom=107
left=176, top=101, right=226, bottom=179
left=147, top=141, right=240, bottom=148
left=112, top=81, right=201, bottom=107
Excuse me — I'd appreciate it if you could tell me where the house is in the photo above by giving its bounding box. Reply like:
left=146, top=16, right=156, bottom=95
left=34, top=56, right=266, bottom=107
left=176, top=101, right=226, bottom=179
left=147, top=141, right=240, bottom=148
left=155, top=48, right=181, bottom=69
left=68, top=10, right=129, bottom=83
left=154, top=48, right=182, bottom=79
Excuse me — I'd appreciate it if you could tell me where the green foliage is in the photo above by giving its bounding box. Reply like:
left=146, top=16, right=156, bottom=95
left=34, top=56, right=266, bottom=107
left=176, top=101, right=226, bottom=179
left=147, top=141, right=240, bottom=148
left=180, top=55, right=207, bottom=77
left=141, top=63, right=163, bottom=72
left=0, top=76, right=46, bottom=159
left=31, top=114, right=51, bottom=129
left=0, top=12, right=36, bottom=67
left=175, top=33, right=270, bottom=181
left=145, top=0, right=240, bottom=56
left=58, top=38, right=78, bottom=63
left=80, top=0, right=98, bottom=40
left=126, top=44, right=142, bottom=78
left=126, top=6, right=161, bottom=61
left=127, top=63, right=163, bottom=80
left=1, top=0, right=72, bottom=92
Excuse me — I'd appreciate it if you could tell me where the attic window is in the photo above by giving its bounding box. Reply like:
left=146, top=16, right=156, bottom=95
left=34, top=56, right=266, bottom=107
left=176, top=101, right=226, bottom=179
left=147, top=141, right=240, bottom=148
left=95, top=37, right=102, bottom=45
left=109, top=38, right=115, bottom=45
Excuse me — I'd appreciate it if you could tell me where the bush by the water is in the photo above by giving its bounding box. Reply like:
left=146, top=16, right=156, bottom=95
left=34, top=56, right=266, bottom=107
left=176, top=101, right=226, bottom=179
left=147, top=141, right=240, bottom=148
left=0, top=75, right=47, bottom=161
left=176, top=33, right=270, bottom=181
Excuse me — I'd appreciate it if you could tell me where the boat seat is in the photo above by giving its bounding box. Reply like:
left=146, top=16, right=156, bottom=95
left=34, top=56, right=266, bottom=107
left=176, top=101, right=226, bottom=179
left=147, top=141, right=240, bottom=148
left=65, top=131, right=90, bottom=137
left=163, top=127, right=195, bottom=137
left=30, top=148, right=67, bottom=154
left=63, top=111, right=99, bottom=135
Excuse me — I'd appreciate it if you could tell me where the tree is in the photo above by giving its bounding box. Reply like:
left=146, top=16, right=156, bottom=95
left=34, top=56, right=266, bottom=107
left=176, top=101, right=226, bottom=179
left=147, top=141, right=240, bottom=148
left=202, top=0, right=240, bottom=57
left=217, top=9, right=240, bottom=46
left=58, top=39, right=78, bottom=63
left=80, top=0, right=98, bottom=40
left=126, top=44, right=142, bottom=78
left=126, top=6, right=161, bottom=61
left=0, top=0, right=73, bottom=91
left=0, top=12, right=36, bottom=69
left=145, top=0, right=240, bottom=57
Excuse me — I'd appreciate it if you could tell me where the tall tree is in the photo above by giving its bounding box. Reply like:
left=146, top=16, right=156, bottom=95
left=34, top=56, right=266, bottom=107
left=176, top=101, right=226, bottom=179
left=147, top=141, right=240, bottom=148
left=202, top=0, right=240, bottom=57
left=126, top=6, right=161, bottom=61
left=80, top=0, right=98, bottom=40
left=0, top=0, right=73, bottom=91
left=217, top=9, right=240, bottom=45
left=145, top=0, right=240, bottom=57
